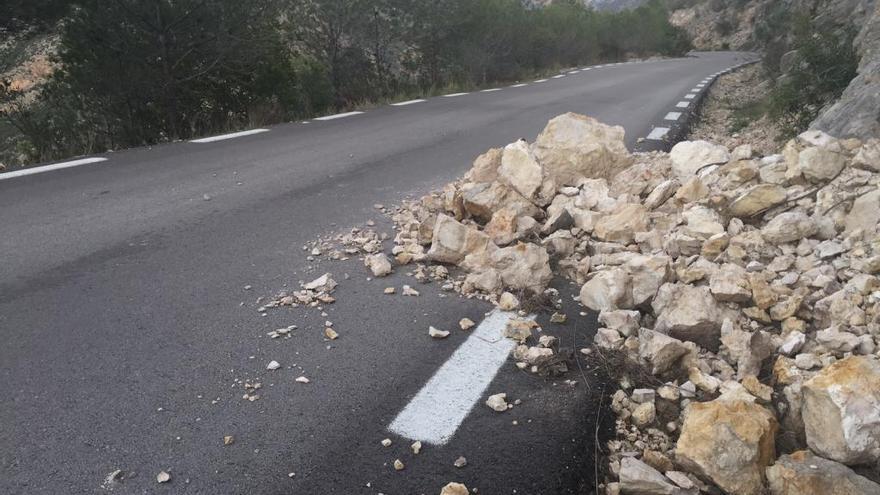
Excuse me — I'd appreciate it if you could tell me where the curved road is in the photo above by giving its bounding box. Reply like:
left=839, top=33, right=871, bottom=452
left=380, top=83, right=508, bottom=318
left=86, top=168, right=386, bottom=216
left=1, top=51, right=752, bottom=494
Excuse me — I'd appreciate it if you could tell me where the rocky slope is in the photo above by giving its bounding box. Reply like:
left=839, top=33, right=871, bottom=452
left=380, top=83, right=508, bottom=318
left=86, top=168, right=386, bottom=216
left=385, top=112, right=880, bottom=494
left=812, top=0, right=880, bottom=140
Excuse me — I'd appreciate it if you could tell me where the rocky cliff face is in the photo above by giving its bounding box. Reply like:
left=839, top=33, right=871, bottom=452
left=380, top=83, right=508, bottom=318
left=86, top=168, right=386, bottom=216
left=812, top=1, right=880, bottom=139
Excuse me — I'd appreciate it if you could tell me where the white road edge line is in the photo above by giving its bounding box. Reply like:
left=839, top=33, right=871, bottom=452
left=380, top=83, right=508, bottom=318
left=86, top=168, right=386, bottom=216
left=190, top=128, right=269, bottom=143
left=314, top=111, right=364, bottom=121
left=387, top=310, right=523, bottom=445
left=0, top=157, right=108, bottom=181
left=480, top=88, right=502, bottom=93
left=646, top=127, right=670, bottom=140
left=664, top=112, right=682, bottom=121
left=534, top=79, right=549, bottom=83
left=443, top=92, right=469, bottom=97
left=510, top=83, right=528, bottom=88
left=552, top=74, right=566, bottom=79
left=392, top=99, right=426, bottom=106
left=676, top=101, right=691, bottom=108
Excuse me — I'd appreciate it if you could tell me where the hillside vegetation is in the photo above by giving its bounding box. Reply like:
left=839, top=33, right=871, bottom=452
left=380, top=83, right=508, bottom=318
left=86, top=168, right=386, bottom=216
left=0, top=0, right=690, bottom=167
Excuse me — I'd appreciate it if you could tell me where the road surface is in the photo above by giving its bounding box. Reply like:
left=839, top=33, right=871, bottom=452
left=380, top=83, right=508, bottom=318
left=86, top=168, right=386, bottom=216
left=1, top=51, right=753, bottom=494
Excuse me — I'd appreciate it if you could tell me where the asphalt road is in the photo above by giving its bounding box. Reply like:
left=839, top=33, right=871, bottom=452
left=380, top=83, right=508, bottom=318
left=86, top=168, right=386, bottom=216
left=1, top=51, right=753, bottom=494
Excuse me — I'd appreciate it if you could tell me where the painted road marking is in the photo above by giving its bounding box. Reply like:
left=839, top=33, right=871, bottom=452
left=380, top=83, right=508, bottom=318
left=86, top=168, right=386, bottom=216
left=0, top=157, right=108, bottom=181
left=480, top=88, right=502, bottom=93
left=646, top=127, right=670, bottom=140
left=387, top=310, right=522, bottom=445
left=443, top=92, right=469, bottom=97
left=510, top=83, right=528, bottom=88
left=676, top=101, right=690, bottom=108
left=569, top=70, right=580, bottom=74
left=392, top=99, right=426, bottom=106
left=664, top=112, right=682, bottom=121
left=315, top=111, right=364, bottom=121
left=191, top=129, right=269, bottom=143
left=534, top=79, right=549, bottom=83
left=685, top=94, right=697, bottom=99
left=552, top=74, right=566, bottom=79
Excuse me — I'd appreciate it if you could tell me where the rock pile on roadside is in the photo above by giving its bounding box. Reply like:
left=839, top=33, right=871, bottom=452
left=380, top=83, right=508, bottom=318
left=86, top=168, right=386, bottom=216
left=384, top=112, right=880, bottom=495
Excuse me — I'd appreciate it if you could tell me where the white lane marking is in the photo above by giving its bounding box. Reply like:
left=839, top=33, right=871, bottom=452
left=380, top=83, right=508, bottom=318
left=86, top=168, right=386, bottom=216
left=480, top=88, right=502, bottom=93
left=443, top=92, right=469, bottom=97
left=510, top=83, right=528, bottom=88
left=190, top=129, right=269, bottom=143
left=387, top=310, right=522, bottom=445
left=690, top=88, right=701, bottom=93
left=582, top=68, right=592, bottom=71
left=568, top=70, right=580, bottom=74
left=685, top=94, right=697, bottom=99
left=646, top=127, right=670, bottom=140
left=552, top=74, right=566, bottom=79
left=664, top=112, right=682, bottom=121
left=676, top=101, right=690, bottom=108
left=315, top=111, right=364, bottom=121
left=0, top=157, right=108, bottom=181
left=392, top=99, right=426, bottom=106
left=534, top=79, right=549, bottom=83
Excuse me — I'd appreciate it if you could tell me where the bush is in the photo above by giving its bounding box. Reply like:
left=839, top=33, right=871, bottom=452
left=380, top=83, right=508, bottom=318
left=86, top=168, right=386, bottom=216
left=768, top=15, right=858, bottom=137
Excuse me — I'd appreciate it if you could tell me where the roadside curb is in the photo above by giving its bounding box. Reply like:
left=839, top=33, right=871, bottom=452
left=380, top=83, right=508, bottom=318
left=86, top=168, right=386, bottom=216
left=633, top=58, right=761, bottom=153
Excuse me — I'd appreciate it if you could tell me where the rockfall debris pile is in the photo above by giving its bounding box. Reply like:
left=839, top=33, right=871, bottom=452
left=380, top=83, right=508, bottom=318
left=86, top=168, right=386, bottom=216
left=382, top=112, right=880, bottom=494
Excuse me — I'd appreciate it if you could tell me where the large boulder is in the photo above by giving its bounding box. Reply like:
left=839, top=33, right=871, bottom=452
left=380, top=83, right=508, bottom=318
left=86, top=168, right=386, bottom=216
left=499, top=140, right=543, bottom=200
left=466, top=148, right=502, bottom=183
left=709, top=263, right=752, bottom=303
left=579, top=268, right=632, bottom=312
left=766, top=450, right=880, bottom=495
left=638, top=328, right=689, bottom=375
left=532, top=112, right=632, bottom=184
left=802, top=356, right=880, bottom=465
left=490, top=243, right=553, bottom=292
left=670, top=140, right=731, bottom=181
left=618, top=457, right=678, bottom=495
left=460, top=182, right=541, bottom=223
left=795, top=146, right=848, bottom=183
left=675, top=399, right=778, bottom=495
left=593, top=203, right=649, bottom=244
left=761, top=211, right=817, bottom=245
left=427, top=214, right=493, bottom=264
left=727, top=184, right=788, bottom=218
left=844, top=188, right=880, bottom=235
left=652, top=283, right=724, bottom=350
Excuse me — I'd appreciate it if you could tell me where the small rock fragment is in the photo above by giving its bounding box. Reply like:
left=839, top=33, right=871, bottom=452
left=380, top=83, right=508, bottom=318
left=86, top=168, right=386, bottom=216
left=486, top=393, right=509, bottom=412
left=267, top=360, right=281, bottom=371
left=156, top=471, right=171, bottom=484
left=453, top=456, right=467, bottom=468
left=429, top=326, right=450, bottom=339
left=459, top=318, right=475, bottom=330
left=411, top=441, right=422, bottom=454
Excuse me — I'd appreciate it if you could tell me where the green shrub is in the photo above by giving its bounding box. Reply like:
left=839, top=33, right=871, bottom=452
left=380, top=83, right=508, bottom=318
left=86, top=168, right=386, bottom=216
left=768, top=15, right=858, bottom=137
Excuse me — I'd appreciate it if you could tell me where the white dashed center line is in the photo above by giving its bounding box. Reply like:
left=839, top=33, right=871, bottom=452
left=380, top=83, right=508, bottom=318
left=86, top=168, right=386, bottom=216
left=314, top=111, right=364, bottom=121
left=646, top=127, right=670, bottom=140
left=0, top=157, right=108, bottom=181
left=392, top=99, right=426, bottom=106
left=664, top=112, right=682, bottom=121
left=190, top=129, right=269, bottom=143
left=387, top=310, right=523, bottom=445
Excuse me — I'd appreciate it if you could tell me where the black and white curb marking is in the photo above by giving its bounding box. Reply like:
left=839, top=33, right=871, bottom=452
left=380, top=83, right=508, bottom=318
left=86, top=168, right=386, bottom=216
left=634, top=58, right=760, bottom=153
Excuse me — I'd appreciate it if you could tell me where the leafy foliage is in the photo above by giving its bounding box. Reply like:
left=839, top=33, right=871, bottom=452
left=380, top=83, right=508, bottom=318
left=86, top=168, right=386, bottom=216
left=2, top=0, right=692, bottom=164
